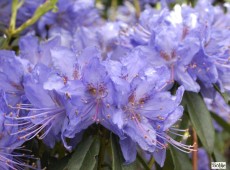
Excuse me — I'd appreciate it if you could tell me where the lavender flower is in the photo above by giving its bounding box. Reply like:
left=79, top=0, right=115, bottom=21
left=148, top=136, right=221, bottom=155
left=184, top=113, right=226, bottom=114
left=120, top=2, right=228, bottom=93
left=7, top=64, right=68, bottom=148
left=116, top=79, right=193, bottom=166
left=0, top=50, right=25, bottom=105
left=197, top=148, right=210, bottom=170
left=38, top=0, right=100, bottom=37
left=19, top=35, right=60, bottom=66
left=1, top=0, right=229, bottom=168
left=60, top=56, right=123, bottom=141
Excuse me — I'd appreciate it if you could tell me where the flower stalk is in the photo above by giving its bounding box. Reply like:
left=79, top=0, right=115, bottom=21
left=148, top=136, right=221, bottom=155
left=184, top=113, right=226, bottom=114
left=192, top=128, right=198, bottom=170
left=9, top=0, right=19, bottom=32
left=6, top=0, right=58, bottom=38
left=148, top=156, right=155, bottom=169
left=133, top=0, right=141, bottom=18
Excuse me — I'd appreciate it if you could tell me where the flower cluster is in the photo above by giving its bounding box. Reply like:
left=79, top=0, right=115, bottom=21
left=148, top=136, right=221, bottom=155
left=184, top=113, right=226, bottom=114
left=0, top=0, right=229, bottom=169
left=0, top=34, right=191, bottom=167
left=120, top=0, right=230, bottom=127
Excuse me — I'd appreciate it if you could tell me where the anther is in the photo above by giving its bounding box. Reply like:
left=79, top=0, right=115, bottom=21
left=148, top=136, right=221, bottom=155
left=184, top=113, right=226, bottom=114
left=157, top=125, right=161, bottom=129
left=65, top=92, right=71, bottom=99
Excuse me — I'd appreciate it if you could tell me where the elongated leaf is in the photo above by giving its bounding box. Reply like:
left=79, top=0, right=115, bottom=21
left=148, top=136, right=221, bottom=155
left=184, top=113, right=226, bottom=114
left=213, top=148, right=226, bottom=162
left=162, top=150, right=174, bottom=170
left=49, top=155, right=71, bottom=170
left=184, top=92, right=215, bottom=153
left=65, top=136, right=100, bottom=170
left=0, top=37, right=7, bottom=49
left=213, top=84, right=229, bottom=103
left=156, top=149, right=174, bottom=170
left=111, top=134, right=137, bottom=170
left=122, top=162, right=137, bottom=170
left=170, top=146, right=192, bottom=170
left=213, top=148, right=230, bottom=169
left=211, top=112, right=230, bottom=133
left=111, top=134, right=122, bottom=170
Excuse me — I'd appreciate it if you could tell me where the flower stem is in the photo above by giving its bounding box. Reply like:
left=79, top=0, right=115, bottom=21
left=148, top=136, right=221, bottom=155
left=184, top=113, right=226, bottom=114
left=192, top=128, right=198, bottom=170
left=148, top=156, right=155, bottom=169
left=7, top=0, right=58, bottom=37
left=9, top=0, right=19, bottom=32
left=133, top=0, right=141, bottom=18
left=110, top=0, right=118, bottom=21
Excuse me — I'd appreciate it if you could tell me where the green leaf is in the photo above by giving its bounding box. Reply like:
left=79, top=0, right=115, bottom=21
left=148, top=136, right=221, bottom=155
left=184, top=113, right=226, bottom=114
left=0, top=37, right=7, bottom=49
left=213, top=148, right=226, bottom=162
left=122, top=162, right=137, bottom=170
left=111, top=134, right=122, bottom=170
left=65, top=136, right=100, bottom=170
left=213, top=84, right=229, bottom=103
left=111, top=134, right=137, bottom=170
left=213, top=148, right=230, bottom=169
left=162, top=150, right=174, bottom=170
left=211, top=112, right=230, bottom=133
left=136, top=153, right=150, bottom=170
left=49, top=155, right=71, bottom=170
left=184, top=92, right=215, bottom=154
left=169, top=146, right=192, bottom=170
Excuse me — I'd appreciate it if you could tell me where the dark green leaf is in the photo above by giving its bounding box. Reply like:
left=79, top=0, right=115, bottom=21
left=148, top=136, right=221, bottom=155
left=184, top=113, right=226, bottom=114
left=162, top=150, right=174, bottom=170
left=0, top=37, right=7, bottom=49
left=213, top=148, right=226, bottom=162
left=136, top=153, right=150, bottom=170
left=122, top=161, right=137, bottom=170
left=156, top=149, right=174, bottom=170
left=184, top=92, right=215, bottom=153
left=213, top=84, right=229, bottom=103
left=111, top=134, right=122, bottom=170
left=214, top=133, right=225, bottom=153
left=213, top=149, right=230, bottom=169
left=170, top=146, right=192, bottom=170
left=211, top=112, right=230, bottom=133
left=49, top=155, right=71, bottom=170
left=65, top=136, right=100, bottom=170
left=111, top=134, right=137, bottom=170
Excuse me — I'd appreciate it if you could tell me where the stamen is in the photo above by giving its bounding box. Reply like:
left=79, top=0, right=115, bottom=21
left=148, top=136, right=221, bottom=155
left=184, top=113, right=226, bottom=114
left=156, top=132, right=196, bottom=153
left=170, top=127, right=189, bottom=132
left=0, top=148, right=38, bottom=170
left=6, top=106, right=64, bottom=141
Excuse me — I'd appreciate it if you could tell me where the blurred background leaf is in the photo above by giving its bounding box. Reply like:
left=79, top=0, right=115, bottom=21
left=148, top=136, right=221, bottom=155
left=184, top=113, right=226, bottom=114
left=65, top=136, right=100, bottom=170
left=184, top=92, right=215, bottom=154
